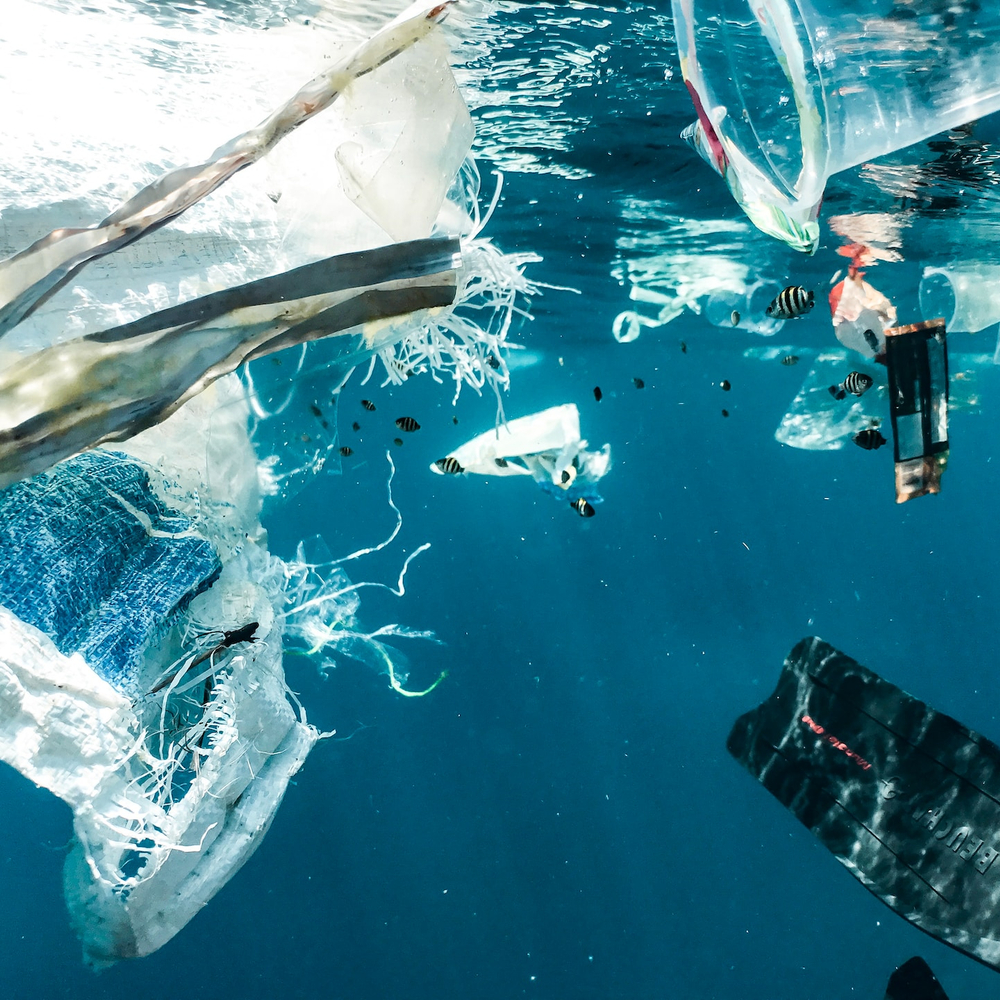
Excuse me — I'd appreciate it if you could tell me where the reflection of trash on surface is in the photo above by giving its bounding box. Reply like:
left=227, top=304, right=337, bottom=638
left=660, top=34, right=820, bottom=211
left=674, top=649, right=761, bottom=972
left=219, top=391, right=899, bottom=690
left=829, top=270, right=897, bottom=359
left=885, top=319, right=949, bottom=503
left=429, top=403, right=611, bottom=511
left=729, top=636, right=1000, bottom=974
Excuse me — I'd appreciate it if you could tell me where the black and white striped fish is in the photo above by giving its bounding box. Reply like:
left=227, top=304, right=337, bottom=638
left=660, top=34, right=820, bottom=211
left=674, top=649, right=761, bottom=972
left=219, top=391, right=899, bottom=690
left=766, top=285, right=815, bottom=319
left=571, top=498, right=596, bottom=518
left=828, top=371, right=873, bottom=400
left=435, top=456, right=463, bottom=474
left=395, top=416, right=420, bottom=432
left=361, top=399, right=376, bottom=411
left=853, top=428, right=887, bottom=451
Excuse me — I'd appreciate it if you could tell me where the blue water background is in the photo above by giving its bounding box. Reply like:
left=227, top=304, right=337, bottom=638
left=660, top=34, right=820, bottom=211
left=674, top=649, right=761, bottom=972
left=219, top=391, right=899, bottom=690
left=3, top=3, right=1000, bottom=997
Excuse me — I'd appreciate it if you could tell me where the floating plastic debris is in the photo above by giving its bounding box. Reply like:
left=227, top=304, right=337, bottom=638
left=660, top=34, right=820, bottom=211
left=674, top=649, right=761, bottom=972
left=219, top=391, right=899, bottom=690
left=672, top=0, right=1000, bottom=251
left=429, top=403, right=611, bottom=509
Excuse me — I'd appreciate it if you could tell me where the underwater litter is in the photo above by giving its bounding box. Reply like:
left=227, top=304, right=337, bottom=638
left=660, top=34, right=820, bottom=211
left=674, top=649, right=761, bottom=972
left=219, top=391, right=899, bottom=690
left=0, top=0, right=539, bottom=966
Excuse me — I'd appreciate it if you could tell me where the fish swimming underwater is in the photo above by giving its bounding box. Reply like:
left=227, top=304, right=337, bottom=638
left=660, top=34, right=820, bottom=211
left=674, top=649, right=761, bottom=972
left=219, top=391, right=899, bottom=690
left=853, top=428, right=887, bottom=450
left=766, top=285, right=815, bottom=319
left=435, top=456, right=463, bottom=474
left=571, top=498, right=596, bottom=518
left=361, top=399, right=376, bottom=411
left=780, top=355, right=799, bottom=366
left=395, top=416, right=420, bottom=432
left=829, top=371, right=873, bottom=400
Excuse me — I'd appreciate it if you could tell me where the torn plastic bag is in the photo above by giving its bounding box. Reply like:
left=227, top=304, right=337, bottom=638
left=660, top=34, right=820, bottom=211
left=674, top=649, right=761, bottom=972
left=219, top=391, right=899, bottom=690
left=0, top=376, right=319, bottom=965
left=429, top=403, right=611, bottom=500
left=729, top=636, right=1000, bottom=974
left=0, top=236, right=461, bottom=489
left=830, top=272, right=897, bottom=360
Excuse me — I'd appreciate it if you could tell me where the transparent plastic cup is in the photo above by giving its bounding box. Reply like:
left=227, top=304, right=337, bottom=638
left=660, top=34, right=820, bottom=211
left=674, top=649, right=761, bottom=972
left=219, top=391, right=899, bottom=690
left=672, top=0, right=1000, bottom=252
left=919, top=265, right=1000, bottom=334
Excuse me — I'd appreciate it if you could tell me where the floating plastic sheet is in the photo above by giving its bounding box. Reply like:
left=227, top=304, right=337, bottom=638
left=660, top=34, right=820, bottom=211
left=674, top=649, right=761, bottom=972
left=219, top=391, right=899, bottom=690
left=770, top=349, right=885, bottom=451
left=886, top=319, right=950, bottom=503
left=430, top=403, right=611, bottom=504
left=729, top=637, right=1000, bottom=973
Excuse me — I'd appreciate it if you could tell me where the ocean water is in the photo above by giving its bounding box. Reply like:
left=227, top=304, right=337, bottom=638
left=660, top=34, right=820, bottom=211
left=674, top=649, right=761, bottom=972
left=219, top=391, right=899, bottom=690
left=3, top=2, right=1000, bottom=998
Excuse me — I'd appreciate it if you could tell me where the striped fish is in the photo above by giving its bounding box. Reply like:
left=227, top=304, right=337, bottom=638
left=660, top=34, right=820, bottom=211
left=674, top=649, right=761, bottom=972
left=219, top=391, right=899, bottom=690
left=435, top=456, right=463, bottom=474
left=339, top=446, right=353, bottom=457
left=395, top=416, right=420, bottom=432
left=361, top=399, right=376, bottom=411
left=766, top=285, right=815, bottom=319
left=571, top=498, right=596, bottom=518
left=853, top=428, right=887, bottom=451
left=828, top=371, right=873, bottom=400
left=780, top=354, right=799, bottom=366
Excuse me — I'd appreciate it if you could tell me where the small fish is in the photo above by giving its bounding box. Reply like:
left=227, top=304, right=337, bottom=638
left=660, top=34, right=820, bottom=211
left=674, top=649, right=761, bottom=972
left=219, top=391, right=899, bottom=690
left=829, top=371, right=873, bottom=400
left=309, top=403, right=323, bottom=418
left=633, top=377, right=645, bottom=389
left=593, top=386, right=603, bottom=402
left=352, top=421, right=361, bottom=432
left=494, top=457, right=508, bottom=468
left=721, top=409, right=729, bottom=418
left=452, top=415, right=459, bottom=425
left=853, top=428, right=887, bottom=450
left=780, top=355, right=799, bottom=366
left=395, top=416, right=420, bottom=432
left=766, top=285, right=815, bottom=319
left=487, top=354, right=501, bottom=370
left=393, top=437, right=403, bottom=447
left=571, top=498, right=596, bottom=518
left=339, top=446, right=353, bottom=457
left=435, top=456, right=463, bottom=474
left=730, top=310, right=740, bottom=326
left=361, top=399, right=376, bottom=411
left=680, top=342, right=687, bottom=354
left=720, top=380, right=731, bottom=391
left=863, top=329, right=880, bottom=353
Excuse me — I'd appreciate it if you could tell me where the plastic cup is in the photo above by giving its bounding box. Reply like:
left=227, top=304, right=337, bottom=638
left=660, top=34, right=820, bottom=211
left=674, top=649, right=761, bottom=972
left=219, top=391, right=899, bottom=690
left=672, top=0, right=1000, bottom=252
left=919, top=265, right=1000, bottom=333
